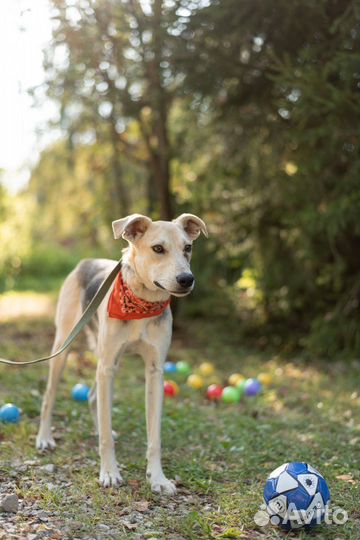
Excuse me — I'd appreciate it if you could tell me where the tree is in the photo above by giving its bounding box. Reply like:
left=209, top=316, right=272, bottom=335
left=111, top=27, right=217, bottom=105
left=25, top=0, right=359, bottom=356
left=175, top=0, right=359, bottom=354
left=39, top=0, right=201, bottom=219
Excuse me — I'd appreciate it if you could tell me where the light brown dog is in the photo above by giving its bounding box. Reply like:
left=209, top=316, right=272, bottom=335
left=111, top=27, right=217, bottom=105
left=36, top=213, right=207, bottom=494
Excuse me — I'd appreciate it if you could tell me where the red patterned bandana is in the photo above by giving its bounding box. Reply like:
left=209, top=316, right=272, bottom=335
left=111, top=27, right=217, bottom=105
left=107, top=270, right=170, bottom=321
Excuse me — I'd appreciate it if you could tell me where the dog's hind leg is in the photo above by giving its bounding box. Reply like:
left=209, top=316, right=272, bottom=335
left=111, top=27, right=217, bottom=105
left=88, top=381, right=98, bottom=434
left=36, top=348, right=67, bottom=450
left=36, top=269, right=82, bottom=451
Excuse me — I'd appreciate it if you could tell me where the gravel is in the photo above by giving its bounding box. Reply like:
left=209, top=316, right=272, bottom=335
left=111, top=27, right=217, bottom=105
left=0, top=493, right=19, bottom=513
left=39, top=464, right=56, bottom=474
left=0, top=457, right=204, bottom=540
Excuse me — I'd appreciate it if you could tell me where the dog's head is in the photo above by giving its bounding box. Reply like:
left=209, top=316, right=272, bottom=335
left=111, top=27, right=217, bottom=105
left=112, top=213, right=208, bottom=297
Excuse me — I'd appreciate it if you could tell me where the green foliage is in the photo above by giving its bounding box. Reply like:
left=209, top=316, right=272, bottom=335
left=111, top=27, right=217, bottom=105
left=21, top=244, right=79, bottom=278
left=175, top=0, right=359, bottom=357
left=1, top=0, right=358, bottom=357
left=13, top=244, right=82, bottom=292
left=0, top=190, right=34, bottom=292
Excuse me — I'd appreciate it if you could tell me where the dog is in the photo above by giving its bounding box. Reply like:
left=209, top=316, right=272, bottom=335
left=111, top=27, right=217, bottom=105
left=36, top=213, right=207, bottom=494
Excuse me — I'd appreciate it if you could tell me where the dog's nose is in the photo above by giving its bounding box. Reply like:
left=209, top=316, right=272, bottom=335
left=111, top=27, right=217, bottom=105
left=176, top=272, right=194, bottom=289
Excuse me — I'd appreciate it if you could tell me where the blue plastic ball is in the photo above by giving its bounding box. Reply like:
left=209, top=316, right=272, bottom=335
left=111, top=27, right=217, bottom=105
left=71, top=383, right=90, bottom=401
left=164, top=361, right=177, bottom=374
left=244, top=378, right=262, bottom=396
left=0, top=403, right=21, bottom=423
left=264, top=462, right=330, bottom=530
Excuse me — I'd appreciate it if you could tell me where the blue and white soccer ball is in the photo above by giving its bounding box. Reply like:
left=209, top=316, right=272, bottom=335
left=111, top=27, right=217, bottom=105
left=264, top=462, right=330, bottom=530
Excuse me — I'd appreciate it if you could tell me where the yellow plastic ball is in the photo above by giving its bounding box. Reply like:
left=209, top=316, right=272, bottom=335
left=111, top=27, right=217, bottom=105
left=228, top=373, right=245, bottom=386
left=198, top=362, right=215, bottom=376
left=258, top=373, right=272, bottom=386
left=187, top=374, right=204, bottom=389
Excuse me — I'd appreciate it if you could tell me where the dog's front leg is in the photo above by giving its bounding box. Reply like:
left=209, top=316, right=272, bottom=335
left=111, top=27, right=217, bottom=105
left=96, top=356, right=123, bottom=488
left=143, top=346, right=176, bottom=495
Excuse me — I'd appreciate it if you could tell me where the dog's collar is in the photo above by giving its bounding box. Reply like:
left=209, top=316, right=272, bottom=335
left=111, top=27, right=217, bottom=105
left=107, top=270, right=170, bottom=321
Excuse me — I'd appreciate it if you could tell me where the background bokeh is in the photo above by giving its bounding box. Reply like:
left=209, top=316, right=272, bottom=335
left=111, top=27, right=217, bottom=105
left=0, top=0, right=358, bottom=357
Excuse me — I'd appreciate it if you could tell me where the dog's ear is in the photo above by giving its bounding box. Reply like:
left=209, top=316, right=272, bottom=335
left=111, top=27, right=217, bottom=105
left=174, top=213, right=208, bottom=240
left=112, top=214, right=152, bottom=241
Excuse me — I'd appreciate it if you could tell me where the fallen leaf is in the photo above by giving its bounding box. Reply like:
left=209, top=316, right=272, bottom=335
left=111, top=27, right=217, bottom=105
left=336, top=474, right=356, bottom=484
left=134, top=500, right=150, bottom=512
left=128, top=479, right=141, bottom=489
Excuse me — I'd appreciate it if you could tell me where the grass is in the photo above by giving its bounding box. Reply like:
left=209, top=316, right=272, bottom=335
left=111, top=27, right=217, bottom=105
left=0, top=294, right=359, bottom=539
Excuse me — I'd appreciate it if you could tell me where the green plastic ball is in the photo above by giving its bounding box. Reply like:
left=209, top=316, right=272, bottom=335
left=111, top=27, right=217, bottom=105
left=222, top=386, right=240, bottom=403
left=236, top=379, right=247, bottom=397
left=176, top=361, right=191, bottom=376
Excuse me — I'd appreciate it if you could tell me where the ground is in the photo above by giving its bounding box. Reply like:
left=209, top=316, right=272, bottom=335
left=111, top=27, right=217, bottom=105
left=0, top=291, right=359, bottom=540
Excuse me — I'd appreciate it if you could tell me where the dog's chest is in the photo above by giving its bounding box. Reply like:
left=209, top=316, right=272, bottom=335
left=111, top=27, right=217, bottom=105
left=122, top=319, right=148, bottom=344
left=115, top=314, right=169, bottom=351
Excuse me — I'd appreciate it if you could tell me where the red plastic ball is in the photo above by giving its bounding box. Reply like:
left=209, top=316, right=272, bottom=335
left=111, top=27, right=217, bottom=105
left=206, top=384, right=223, bottom=401
left=164, top=381, right=178, bottom=397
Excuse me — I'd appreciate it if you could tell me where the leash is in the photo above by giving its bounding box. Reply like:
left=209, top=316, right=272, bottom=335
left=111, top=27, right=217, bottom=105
left=0, top=259, right=122, bottom=366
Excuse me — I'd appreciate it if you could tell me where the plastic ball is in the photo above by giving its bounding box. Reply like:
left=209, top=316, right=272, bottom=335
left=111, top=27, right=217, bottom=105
left=258, top=372, right=272, bottom=385
left=244, top=378, right=262, bottom=396
left=187, top=374, right=204, bottom=389
left=0, top=403, right=21, bottom=423
left=176, top=361, right=191, bottom=376
left=164, top=380, right=179, bottom=397
left=264, top=462, right=330, bottom=530
left=206, top=384, right=223, bottom=401
left=164, top=361, right=177, bottom=374
left=236, top=379, right=247, bottom=397
left=198, top=362, right=215, bottom=376
left=71, top=383, right=90, bottom=401
left=222, top=386, right=240, bottom=404
left=228, top=373, right=245, bottom=386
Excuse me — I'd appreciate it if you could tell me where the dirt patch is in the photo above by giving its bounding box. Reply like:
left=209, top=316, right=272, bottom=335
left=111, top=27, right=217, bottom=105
left=0, top=293, right=56, bottom=322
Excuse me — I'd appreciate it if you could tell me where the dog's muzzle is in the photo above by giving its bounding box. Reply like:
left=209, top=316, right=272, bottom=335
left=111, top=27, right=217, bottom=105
left=154, top=273, right=195, bottom=296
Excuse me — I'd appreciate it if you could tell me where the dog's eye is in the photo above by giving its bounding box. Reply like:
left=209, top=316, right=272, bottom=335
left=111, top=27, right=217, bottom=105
left=152, top=245, right=165, bottom=254
left=184, top=244, right=192, bottom=253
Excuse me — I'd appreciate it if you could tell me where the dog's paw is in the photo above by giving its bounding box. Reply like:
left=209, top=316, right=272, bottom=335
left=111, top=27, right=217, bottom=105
left=148, top=474, right=177, bottom=495
left=99, top=468, right=123, bottom=488
left=36, top=435, right=56, bottom=451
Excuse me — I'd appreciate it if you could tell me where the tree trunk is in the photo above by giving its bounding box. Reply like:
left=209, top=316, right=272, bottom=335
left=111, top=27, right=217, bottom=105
left=150, top=0, right=172, bottom=220
left=147, top=172, right=156, bottom=214
left=151, top=151, right=172, bottom=220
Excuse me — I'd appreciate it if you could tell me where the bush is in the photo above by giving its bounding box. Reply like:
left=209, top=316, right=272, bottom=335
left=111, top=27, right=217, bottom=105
left=1, top=244, right=83, bottom=293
